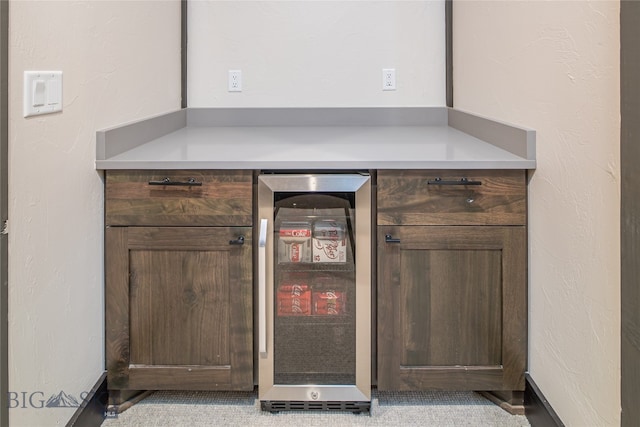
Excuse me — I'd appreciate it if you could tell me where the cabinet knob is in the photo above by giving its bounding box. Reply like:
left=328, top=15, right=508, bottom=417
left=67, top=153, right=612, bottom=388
left=229, top=236, right=245, bottom=245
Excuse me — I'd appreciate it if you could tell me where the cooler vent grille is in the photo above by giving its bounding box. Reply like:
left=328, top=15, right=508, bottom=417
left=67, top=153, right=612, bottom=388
left=261, top=400, right=370, bottom=414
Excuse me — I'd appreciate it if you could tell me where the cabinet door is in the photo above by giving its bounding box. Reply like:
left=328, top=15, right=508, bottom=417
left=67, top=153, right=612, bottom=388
left=377, top=226, right=526, bottom=392
left=106, top=226, right=253, bottom=391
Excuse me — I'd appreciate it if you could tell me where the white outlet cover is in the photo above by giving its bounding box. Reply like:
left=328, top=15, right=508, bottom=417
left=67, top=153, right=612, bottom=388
left=228, top=70, right=242, bottom=92
left=24, top=71, right=63, bottom=118
left=382, top=68, right=396, bottom=91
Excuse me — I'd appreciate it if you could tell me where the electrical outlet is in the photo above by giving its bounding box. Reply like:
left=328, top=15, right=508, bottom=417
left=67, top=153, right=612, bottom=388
left=382, top=68, right=396, bottom=91
left=228, top=70, right=242, bottom=92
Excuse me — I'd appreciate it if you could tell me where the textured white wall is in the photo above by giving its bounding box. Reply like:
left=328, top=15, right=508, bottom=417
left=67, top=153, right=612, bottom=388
left=188, top=0, right=446, bottom=107
left=453, top=1, right=620, bottom=425
left=8, top=2, right=181, bottom=425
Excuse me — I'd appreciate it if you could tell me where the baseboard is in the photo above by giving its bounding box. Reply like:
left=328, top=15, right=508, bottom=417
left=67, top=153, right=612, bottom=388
left=524, top=374, right=564, bottom=427
left=65, top=372, right=108, bottom=427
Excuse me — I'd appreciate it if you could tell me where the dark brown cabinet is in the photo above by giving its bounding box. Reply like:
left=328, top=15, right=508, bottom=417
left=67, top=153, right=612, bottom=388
left=105, top=170, right=254, bottom=402
left=103, top=168, right=529, bottom=411
left=376, top=170, right=527, bottom=410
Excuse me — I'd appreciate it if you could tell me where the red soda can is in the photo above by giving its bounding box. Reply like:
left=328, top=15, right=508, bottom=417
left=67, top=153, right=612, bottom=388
left=312, top=290, right=346, bottom=315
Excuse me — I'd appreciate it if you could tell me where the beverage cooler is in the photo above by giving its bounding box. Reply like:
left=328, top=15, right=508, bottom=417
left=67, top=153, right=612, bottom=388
left=257, top=173, right=371, bottom=413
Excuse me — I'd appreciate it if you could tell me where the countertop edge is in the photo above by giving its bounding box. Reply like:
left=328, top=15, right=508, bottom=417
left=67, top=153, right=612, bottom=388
left=96, top=107, right=536, bottom=170
left=95, top=159, right=536, bottom=171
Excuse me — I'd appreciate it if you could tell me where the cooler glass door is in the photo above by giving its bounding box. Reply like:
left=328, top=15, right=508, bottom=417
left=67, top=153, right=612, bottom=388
left=257, top=174, right=371, bottom=404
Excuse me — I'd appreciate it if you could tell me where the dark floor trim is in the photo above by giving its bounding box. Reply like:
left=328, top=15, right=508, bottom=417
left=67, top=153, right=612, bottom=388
left=524, top=374, right=564, bottom=427
left=181, top=0, right=187, bottom=108
left=66, top=372, right=108, bottom=427
left=621, top=1, right=640, bottom=425
left=0, top=0, right=8, bottom=425
left=445, top=0, right=453, bottom=107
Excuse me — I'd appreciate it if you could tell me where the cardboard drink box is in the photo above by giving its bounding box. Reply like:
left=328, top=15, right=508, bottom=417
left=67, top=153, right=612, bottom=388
left=312, top=219, right=347, bottom=263
left=278, top=220, right=312, bottom=263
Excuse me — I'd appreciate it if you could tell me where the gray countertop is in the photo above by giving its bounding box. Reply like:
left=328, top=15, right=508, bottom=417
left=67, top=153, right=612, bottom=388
left=95, top=107, right=536, bottom=170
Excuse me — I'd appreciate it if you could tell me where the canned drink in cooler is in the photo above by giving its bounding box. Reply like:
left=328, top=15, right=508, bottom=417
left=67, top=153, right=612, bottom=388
left=312, top=290, right=346, bottom=316
left=277, top=284, right=311, bottom=316
left=312, top=220, right=346, bottom=240
left=279, top=221, right=312, bottom=242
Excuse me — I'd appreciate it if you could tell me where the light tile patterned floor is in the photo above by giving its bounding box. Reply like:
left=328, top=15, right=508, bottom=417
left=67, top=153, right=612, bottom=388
left=101, top=390, right=531, bottom=427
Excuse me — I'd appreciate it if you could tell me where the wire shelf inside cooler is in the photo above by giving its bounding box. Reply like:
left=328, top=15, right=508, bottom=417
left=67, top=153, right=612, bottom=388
left=275, top=314, right=354, bottom=326
left=277, top=262, right=354, bottom=273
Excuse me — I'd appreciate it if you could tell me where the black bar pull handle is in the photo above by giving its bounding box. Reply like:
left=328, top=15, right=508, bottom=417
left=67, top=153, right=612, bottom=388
left=385, top=234, right=401, bottom=243
left=148, top=177, right=203, bottom=186
left=427, top=177, right=482, bottom=186
left=229, top=236, right=245, bottom=245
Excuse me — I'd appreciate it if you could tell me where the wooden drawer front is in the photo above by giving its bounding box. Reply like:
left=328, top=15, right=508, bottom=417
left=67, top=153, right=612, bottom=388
left=106, top=170, right=253, bottom=226
left=377, top=170, right=526, bottom=226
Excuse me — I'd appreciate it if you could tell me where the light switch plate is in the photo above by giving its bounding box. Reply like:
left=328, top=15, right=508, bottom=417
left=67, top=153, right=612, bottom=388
left=24, top=71, right=63, bottom=118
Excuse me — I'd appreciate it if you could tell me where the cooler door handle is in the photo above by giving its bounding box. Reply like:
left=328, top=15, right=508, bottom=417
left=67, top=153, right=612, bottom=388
left=258, top=218, right=268, bottom=357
